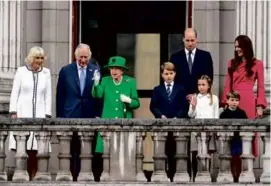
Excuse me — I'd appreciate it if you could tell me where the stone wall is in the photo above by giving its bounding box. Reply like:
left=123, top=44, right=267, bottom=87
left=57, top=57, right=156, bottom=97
left=1, top=118, right=270, bottom=184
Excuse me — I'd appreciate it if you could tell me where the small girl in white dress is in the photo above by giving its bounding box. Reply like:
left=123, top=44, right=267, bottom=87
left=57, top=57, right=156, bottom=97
left=188, top=75, right=219, bottom=179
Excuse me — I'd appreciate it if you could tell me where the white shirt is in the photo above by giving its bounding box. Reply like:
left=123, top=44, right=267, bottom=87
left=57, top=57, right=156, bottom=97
left=188, top=93, right=219, bottom=119
left=164, top=81, right=174, bottom=92
left=185, top=48, right=196, bottom=64
left=77, top=62, right=87, bottom=77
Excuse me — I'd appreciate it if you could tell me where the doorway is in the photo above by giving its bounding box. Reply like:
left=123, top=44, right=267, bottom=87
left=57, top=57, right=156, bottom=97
left=79, top=1, right=186, bottom=78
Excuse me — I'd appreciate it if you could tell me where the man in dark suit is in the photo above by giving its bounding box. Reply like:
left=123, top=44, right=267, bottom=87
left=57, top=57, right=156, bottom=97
left=170, top=28, right=213, bottom=96
left=169, top=28, right=214, bottom=182
left=56, top=43, right=102, bottom=181
left=150, top=62, right=187, bottom=182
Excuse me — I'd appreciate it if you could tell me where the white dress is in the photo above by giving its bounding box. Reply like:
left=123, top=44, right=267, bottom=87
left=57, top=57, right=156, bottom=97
left=188, top=93, right=219, bottom=119
left=188, top=93, right=219, bottom=152
left=9, top=65, right=52, bottom=151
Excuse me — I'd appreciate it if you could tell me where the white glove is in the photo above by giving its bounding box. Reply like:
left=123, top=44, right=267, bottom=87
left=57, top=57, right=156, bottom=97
left=120, top=94, right=131, bottom=104
left=93, top=69, right=100, bottom=86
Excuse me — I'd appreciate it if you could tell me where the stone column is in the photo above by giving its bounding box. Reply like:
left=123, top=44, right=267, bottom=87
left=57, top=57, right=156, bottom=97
left=195, top=132, right=211, bottom=183
left=136, top=132, right=146, bottom=181
left=100, top=131, right=111, bottom=181
left=173, top=132, right=190, bottom=182
left=56, top=132, right=73, bottom=181
left=0, top=132, right=7, bottom=180
left=78, top=131, right=94, bottom=181
left=236, top=1, right=271, bottom=110
left=239, top=132, right=255, bottom=183
left=216, top=132, right=233, bottom=183
left=33, top=131, right=52, bottom=181
left=41, top=1, right=71, bottom=117
left=0, top=1, right=22, bottom=115
left=260, top=132, right=270, bottom=183
left=151, top=132, right=168, bottom=182
left=12, top=132, right=29, bottom=181
left=109, top=131, right=137, bottom=181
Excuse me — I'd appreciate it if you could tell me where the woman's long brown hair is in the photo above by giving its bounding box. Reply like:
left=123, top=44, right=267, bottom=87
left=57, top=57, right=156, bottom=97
left=198, top=75, right=213, bottom=105
left=229, top=35, right=256, bottom=77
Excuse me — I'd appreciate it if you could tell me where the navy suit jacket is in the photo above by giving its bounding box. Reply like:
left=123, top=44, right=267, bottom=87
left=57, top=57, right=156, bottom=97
left=150, top=83, right=188, bottom=118
left=170, top=48, right=213, bottom=94
left=56, top=61, right=102, bottom=118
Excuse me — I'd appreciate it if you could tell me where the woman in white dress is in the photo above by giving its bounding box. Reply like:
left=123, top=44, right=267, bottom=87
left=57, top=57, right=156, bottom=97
left=9, top=46, right=52, bottom=180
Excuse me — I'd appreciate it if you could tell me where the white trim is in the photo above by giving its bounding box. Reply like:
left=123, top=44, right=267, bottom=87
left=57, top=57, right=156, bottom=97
left=16, top=0, right=21, bottom=70
left=255, top=1, right=263, bottom=60
left=3, top=1, right=8, bottom=73
left=10, top=1, right=16, bottom=72
left=69, top=0, right=72, bottom=64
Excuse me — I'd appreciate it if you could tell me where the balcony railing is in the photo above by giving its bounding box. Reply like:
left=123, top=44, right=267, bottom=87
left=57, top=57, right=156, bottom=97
left=0, top=118, right=269, bottom=185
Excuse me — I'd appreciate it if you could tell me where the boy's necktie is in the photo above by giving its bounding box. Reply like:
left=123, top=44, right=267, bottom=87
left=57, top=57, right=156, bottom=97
left=166, top=83, right=172, bottom=100
left=79, top=67, right=86, bottom=95
left=188, top=51, right=193, bottom=73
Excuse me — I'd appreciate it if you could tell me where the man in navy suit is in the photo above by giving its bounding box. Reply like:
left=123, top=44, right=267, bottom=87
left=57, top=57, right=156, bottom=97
left=56, top=43, right=102, bottom=180
left=169, top=28, right=214, bottom=182
left=170, top=28, right=213, bottom=96
left=150, top=62, right=187, bottom=182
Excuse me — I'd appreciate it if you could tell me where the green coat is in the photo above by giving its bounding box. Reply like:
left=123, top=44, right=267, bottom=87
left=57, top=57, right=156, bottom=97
left=92, top=75, right=140, bottom=118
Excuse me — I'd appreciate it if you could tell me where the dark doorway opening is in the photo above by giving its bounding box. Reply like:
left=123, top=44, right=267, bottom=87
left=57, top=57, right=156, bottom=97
left=80, top=1, right=186, bottom=76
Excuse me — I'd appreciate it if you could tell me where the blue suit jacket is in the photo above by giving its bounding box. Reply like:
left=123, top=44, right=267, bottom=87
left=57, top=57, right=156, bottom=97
left=56, top=61, right=102, bottom=118
left=170, top=48, right=213, bottom=94
left=150, top=83, right=188, bottom=118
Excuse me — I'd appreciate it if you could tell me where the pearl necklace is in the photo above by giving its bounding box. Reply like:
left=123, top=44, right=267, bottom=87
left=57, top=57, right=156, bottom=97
left=113, top=76, right=123, bottom=85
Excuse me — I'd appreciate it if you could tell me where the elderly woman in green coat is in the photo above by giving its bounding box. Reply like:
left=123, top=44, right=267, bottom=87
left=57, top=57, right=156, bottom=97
left=92, top=56, right=140, bottom=118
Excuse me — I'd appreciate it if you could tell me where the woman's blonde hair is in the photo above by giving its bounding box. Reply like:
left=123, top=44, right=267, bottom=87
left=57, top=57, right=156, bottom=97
left=198, top=75, right=213, bottom=105
left=25, top=46, right=47, bottom=65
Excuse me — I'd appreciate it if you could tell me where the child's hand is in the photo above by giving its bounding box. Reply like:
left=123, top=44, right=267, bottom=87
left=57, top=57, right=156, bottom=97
left=190, top=95, right=197, bottom=107
left=186, top=94, right=193, bottom=101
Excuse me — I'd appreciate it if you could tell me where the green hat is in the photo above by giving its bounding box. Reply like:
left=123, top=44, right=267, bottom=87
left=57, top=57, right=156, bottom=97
left=104, top=56, right=129, bottom=70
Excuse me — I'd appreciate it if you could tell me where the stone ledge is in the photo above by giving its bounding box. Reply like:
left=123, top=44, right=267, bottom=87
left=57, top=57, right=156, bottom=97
left=0, top=118, right=269, bottom=132
left=0, top=182, right=268, bottom=186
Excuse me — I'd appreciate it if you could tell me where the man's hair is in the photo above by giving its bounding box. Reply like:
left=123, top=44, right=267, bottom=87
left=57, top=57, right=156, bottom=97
left=226, top=91, right=241, bottom=100
left=74, top=43, right=92, bottom=58
left=184, top=28, right=198, bottom=38
left=161, top=62, right=175, bottom=72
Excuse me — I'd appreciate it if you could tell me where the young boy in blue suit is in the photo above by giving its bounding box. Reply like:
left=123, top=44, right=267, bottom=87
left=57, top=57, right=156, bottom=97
left=150, top=62, right=188, bottom=182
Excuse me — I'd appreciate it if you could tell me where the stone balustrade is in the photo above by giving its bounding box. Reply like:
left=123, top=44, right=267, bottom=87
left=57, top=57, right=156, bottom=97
left=0, top=118, right=269, bottom=185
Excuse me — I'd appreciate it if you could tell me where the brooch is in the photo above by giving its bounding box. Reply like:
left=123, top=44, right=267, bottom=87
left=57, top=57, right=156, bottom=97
left=125, top=79, right=130, bottom=83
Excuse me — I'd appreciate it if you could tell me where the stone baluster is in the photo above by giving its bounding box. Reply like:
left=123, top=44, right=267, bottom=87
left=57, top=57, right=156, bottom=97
left=0, top=132, right=7, bottom=180
left=151, top=132, right=168, bottom=182
left=173, top=132, right=190, bottom=182
left=136, top=132, right=146, bottom=181
left=260, top=132, right=270, bottom=183
left=12, top=132, right=30, bottom=181
left=239, top=132, right=255, bottom=183
left=33, top=131, right=52, bottom=181
left=216, top=132, right=234, bottom=183
left=56, top=132, right=73, bottom=181
left=78, top=131, right=94, bottom=181
left=195, top=132, right=211, bottom=182
left=100, top=131, right=111, bottom=181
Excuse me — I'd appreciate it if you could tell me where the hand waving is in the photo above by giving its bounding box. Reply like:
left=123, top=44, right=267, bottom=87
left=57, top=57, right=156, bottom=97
left=93, top=69, right=100, bottom=86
